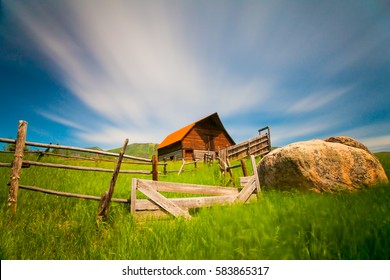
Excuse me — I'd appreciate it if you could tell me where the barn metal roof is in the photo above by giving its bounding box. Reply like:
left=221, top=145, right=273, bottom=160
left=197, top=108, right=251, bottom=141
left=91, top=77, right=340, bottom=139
left=157, top=112, right=235, bottom=150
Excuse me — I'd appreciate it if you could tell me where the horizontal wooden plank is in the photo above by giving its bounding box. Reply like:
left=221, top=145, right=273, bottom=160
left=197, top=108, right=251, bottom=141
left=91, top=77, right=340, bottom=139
left=8, top=140, right=152, bottom=162
left=227, top=135, right=269, bottom=154
left=135, top=195, right=237, bottom=211
left=18, top=185, right=128, bottom=203
left=228, top=146, right=248, bottom=154
left=22, top=160, right=151, bottom=174
left=0, top=138, right=16, bottom=144
left=137, top=180, right=191, bottom=219
left=139, top=179, right=240, bottom=196
left=135, top=193, right=257, bottom=211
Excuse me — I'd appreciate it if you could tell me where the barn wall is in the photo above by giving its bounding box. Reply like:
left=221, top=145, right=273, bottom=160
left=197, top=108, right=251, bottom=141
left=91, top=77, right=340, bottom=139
left=182, top=128, right=208, bottom=150
left=182, top=126, right=234, bottom=152
left=158, top=142, right=182, bottom=161
left=194, top=150, right=216, bottom=160
left=158, top=149, right=183, bottom=161
left=158, top=114, right=235, bottom=161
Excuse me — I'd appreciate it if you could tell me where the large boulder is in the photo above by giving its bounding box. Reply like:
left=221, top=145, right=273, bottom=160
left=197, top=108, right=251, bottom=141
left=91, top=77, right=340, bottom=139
left=258, top=137, right=388, bottom=192
left=324, top=136, right=372, bottom=154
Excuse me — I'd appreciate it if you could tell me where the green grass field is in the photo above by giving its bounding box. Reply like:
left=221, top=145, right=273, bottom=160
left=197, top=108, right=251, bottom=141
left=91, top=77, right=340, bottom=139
left=0, top=152, right=389, bottom=260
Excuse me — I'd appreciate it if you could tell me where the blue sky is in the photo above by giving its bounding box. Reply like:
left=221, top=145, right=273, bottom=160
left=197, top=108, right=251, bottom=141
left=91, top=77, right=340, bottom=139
left=1, top=0, right=389, bottom=151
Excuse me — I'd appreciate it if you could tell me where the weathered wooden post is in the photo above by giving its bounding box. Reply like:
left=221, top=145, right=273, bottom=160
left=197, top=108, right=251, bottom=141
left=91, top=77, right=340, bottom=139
left=240, top=158, right=248, bottom=177
left=267, top=126, right=271, bottom=152
left=97, top=138, right=128, bottom=221
left=130, top=178, right=137, bottom=215
left=193, top=154, right=197, bottom=169
left=152, top=154, right=158, bottom=181
left=178, top=158, right=185, bottom=175
left=250, top=155, right=261, bottom=194
left=226, top=158, right=236, bottom=187
left=7, top=120, right=28, bottom=213
left=163, top=159, right=167, bottom=175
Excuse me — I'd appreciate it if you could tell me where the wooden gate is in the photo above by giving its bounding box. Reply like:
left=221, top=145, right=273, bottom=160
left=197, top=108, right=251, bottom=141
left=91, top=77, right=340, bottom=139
left=130, top=156, right=261, bottom=219
left=221, top=126, right=271, bottom=160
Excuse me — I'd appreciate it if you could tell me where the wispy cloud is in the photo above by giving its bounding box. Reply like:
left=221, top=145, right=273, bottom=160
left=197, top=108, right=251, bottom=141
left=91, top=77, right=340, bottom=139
left=37, top=111, right=85, bottom=131
left=287, top=86, right=353, bottom=114
left=6, top=0, right=272, bottom=139
left=270, top=118, right=336, bottom=146
left=3, top=0, right=390, bottom=149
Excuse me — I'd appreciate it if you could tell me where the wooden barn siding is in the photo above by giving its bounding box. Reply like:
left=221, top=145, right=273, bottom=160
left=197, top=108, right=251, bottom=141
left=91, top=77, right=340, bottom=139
left=193, top=149, right=215, bottom=159
left=158, top=142, right=182, bottom=161
left=158, top=117, right=235, bottom=161
left=158, top=149, right=183, bottom=161
left=182, top=127, right=233, bottom=151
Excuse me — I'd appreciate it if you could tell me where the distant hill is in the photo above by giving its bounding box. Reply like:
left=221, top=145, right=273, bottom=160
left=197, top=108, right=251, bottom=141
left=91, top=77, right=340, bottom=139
left=108, top=143, right=158, bottom=159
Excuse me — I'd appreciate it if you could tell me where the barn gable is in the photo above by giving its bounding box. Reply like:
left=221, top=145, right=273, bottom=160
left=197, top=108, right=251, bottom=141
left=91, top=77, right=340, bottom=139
left=158, top=112, right=235, bottom=161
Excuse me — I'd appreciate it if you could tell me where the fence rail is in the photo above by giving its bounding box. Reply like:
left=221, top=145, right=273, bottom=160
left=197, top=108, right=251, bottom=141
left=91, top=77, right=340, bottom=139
left=0, top=120, right=160, bottom=219
left=1, top=120, right=261, bottom=221
left=222, top=126, right=271, bottom=160
left=0, top=137, right=151, bottom=162
left=21, top=160, right=152, bottom=174
left=130, top=155, right=261, bottom=220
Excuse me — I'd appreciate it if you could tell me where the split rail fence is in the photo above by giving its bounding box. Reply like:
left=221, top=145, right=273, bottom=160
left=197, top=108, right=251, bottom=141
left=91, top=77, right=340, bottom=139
left=1, top=120, right=262, bottom=221
left=0, top=120, right=160, bottom=220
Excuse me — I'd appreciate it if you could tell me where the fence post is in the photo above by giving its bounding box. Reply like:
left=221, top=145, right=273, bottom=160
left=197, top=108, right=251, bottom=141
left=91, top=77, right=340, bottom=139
left=267, top=126, right=271, bottom=151
left=178, top=158, right=185, bottom=175
left=163, top=159, right=167, bottom=175
left=250, top=155, right=261, bottom=194
left=152, top=154, right=158, bottom=181
left=240, top=158, right=248, bottom=177
left=130, top=178, right=137, bottom=215
left=97, top=138, right=128, bottom=221
left=7, top=120, right=28, bottom=213
left=226, top=158, right=236, bottom=187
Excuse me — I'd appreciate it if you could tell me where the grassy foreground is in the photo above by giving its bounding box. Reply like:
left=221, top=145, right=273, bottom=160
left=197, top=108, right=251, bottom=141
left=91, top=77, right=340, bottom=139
left=0, top=152, right=389, bottom=260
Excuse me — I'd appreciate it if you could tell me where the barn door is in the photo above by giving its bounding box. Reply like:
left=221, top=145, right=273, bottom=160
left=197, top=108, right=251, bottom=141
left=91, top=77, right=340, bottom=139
left=184, top=149, right=194, bottom=159
left=207, top=135, right=215, bottom=151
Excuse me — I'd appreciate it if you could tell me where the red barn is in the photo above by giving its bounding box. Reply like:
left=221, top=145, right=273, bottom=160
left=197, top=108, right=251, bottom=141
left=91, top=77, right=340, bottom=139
left=157, top=112, right=235, bottom=161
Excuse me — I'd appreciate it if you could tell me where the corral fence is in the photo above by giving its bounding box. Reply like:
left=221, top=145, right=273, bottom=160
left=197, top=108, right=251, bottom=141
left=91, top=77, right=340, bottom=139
left=215, top=126, right=270, bottom=187
left=1, top=120, right=262, bottom=221
left=130, top=155, right=261, bottom=220
left=220, top=126, right=271, bottom=161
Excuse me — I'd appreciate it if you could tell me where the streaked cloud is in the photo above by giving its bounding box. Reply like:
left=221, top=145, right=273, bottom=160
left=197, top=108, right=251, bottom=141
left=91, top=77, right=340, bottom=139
left=287, top=86, right=353, bottom=114
left=37, top=111, right=85, bottom=131
left=360, top=135, right=390, bottom=152
left=2, top=0, right=389, bottom=150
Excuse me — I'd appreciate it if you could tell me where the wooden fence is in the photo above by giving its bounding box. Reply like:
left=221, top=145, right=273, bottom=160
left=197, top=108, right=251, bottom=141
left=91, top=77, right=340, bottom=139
left=130, top=155, right=261, bottom=220
left=1, top=120, right=261, bottom=221
left=0, top=120, right=160, bottom=220
left=221, top=126, right=271, bottom=160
